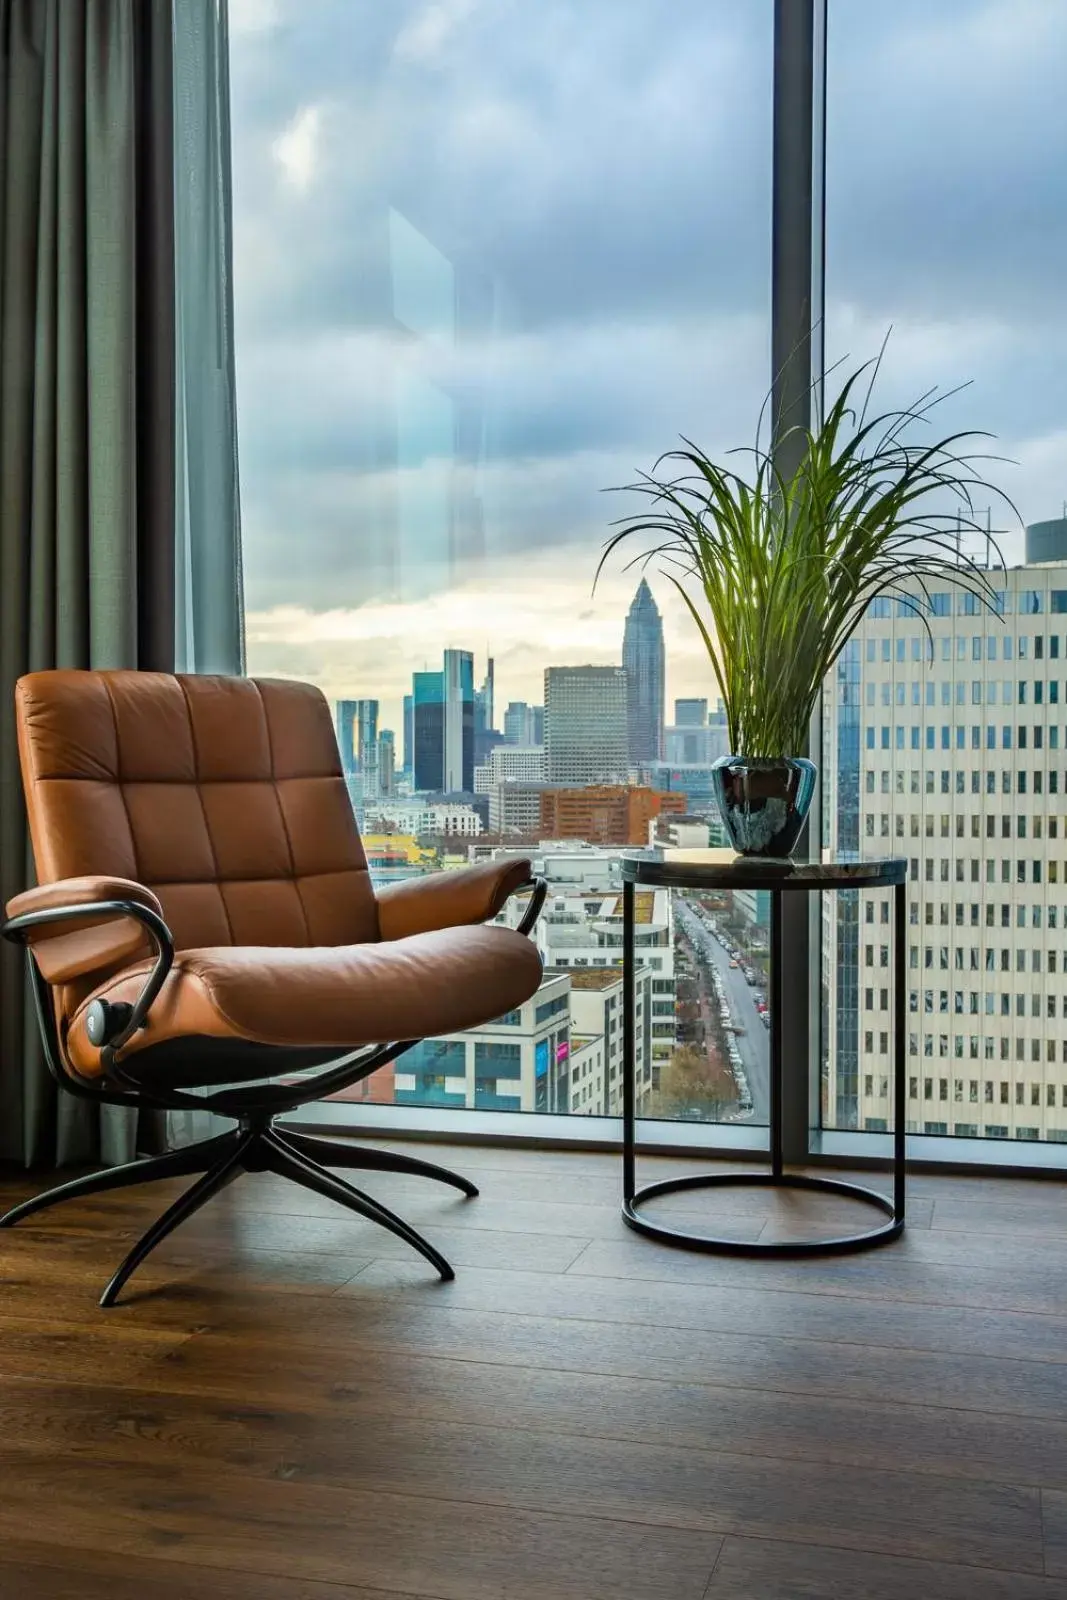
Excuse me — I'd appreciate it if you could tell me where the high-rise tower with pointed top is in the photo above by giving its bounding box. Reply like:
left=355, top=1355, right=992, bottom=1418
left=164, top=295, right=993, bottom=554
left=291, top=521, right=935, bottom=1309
left=623, top=578, right=665, bottom=764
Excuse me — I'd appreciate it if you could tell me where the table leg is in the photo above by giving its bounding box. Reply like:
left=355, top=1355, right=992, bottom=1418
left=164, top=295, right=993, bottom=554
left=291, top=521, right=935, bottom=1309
left=770, top=886, right=784, bottom=1179
left=893, top=879, right=907, bottom=1222
left=623, top=877, right=636, bottom=1203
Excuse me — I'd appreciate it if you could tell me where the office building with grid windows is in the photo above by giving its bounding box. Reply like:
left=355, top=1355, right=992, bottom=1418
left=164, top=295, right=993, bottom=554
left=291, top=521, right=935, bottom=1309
left=823, top=553, right=1067, bottom=1143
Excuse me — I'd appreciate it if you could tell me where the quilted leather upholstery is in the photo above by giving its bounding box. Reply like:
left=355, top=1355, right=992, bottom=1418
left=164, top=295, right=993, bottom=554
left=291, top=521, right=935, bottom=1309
left=11, top=671, right=542, bottom=1079
left=16, top=671, right=380, bottom=952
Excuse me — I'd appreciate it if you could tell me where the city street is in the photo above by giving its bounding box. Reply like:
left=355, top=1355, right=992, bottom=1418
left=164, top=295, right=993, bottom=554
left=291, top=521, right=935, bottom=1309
left=675, top=898, right=770, bottom=1124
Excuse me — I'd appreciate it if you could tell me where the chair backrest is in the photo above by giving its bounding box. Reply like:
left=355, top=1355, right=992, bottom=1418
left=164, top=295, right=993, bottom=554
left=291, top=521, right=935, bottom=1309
left=15, top=671, right=379, bottom=951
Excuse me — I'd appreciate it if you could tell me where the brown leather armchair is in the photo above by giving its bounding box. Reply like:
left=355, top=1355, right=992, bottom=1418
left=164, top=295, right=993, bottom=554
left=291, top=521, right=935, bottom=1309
left=2, top=670, right=546, bottom=1305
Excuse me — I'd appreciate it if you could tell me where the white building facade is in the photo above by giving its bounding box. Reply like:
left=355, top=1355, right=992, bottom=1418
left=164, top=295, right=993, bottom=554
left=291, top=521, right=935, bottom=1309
left=823, top=559, right=1067, bottom=1144
left=474, top=745, right=546, bottom=793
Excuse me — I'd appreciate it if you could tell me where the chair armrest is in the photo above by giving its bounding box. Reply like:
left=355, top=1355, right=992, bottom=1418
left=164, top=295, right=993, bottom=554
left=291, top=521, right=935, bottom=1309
left=376, top=858, right=534, bottom=942
left=3, top=876, right=166, bottom=984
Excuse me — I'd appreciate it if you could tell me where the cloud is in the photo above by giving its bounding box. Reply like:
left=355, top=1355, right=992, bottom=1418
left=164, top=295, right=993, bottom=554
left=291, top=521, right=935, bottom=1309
left=229, top=0, right=1066, bottom=709
left=229, top=0, right=284, bottom=36
left=271, top=104, right=324, bottom=190
left=394, top=0, right=480, bottom=64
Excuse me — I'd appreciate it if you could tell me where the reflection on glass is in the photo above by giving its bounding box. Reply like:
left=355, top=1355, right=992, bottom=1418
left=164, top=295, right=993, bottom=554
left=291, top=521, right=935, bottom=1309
left=231, top=0, right=772, bottom=1120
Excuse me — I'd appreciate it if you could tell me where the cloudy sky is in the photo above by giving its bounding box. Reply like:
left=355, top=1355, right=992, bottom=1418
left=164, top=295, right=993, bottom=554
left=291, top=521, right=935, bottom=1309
left=229, top=0, right=1066, bottom=738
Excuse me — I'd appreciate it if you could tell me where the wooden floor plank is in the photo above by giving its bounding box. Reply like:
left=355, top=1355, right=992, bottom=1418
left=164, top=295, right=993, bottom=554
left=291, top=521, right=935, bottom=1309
left=566, top=1232, right=1067, bottom=1315
left=0, top=1314, right=187, bottom=1386
left=228, top=1166, right=936, bottom=1226
left=16, top=1342, right=1061, bottom=1493
left=338, top=1259, right=1067, bottom=1366
left=0, top=1454, right=723, bottom=1600
left=7, top=1195, right=596, bottom=1271
left=706, top=1535, right=1067, bottom=1599
left=135, top=1293, right=1067, bottom=1422
left=932, top=1197, right=1067, bottom=1240
left=1044, top=1491, right=1067, bottom=1578
left=0, top=1542, right=406, bottom=1600
left=0, top=1397, right=1044, bottom=1570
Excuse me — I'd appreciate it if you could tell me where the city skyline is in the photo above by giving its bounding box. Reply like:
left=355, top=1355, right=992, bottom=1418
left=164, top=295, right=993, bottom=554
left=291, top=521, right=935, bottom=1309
left=313, top=574, right=697, bottom=778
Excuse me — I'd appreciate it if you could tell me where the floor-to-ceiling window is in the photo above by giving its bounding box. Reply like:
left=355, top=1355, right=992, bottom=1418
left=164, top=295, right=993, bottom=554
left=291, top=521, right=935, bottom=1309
left=232, top=0, right=1067, bottom=1160
left=821, top=0, right=1067, bottom=1147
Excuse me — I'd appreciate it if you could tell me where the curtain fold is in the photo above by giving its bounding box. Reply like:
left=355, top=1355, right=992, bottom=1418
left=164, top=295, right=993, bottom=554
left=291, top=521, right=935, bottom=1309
left=173, top=0, right=244, bottom=677
left=0, top=0, right=176, bottom=1167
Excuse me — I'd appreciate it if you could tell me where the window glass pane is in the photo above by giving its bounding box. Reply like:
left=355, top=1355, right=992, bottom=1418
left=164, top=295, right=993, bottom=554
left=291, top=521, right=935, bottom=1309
left=231, top=1, right=772, bottom=1122
left=821, top=0, right=1067, bottom=1144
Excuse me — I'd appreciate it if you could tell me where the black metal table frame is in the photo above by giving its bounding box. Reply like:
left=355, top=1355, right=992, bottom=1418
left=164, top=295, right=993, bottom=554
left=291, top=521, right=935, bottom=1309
left=622, top=856, right=907, bottom=1257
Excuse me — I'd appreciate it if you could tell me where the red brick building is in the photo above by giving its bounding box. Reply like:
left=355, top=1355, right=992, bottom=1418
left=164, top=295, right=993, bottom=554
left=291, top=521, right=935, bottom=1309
left=539, top=785, right=686, bottom=846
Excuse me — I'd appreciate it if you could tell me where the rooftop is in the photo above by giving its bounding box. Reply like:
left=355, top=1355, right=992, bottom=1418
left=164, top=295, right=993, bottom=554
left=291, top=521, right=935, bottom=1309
left=550, top=967, right=623, bottom=991
left=608, top=891, right=656, bottom=923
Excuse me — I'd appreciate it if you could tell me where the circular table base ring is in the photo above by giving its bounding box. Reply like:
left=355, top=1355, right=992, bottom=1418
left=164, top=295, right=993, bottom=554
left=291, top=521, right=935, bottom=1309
left=622, top=1171, right=905, bottom=1257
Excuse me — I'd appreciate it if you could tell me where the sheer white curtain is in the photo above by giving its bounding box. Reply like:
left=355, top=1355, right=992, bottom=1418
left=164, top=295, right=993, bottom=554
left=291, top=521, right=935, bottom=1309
left=173, top=0, right=244, bottom=678
left=170, top=0, right=244, bottom=1146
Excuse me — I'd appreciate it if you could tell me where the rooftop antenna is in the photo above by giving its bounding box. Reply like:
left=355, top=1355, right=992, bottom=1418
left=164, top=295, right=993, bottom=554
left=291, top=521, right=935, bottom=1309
left=955, top=507, right=963, bottom=564
left=985, top=506, right=992, bottom=571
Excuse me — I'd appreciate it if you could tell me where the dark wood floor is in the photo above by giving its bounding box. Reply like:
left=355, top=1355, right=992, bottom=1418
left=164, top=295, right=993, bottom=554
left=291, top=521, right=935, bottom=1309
left=2, top=1136, right=1067, bottom=1598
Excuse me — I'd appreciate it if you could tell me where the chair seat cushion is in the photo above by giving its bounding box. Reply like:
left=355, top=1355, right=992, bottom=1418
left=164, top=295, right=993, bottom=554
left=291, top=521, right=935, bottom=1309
left=65, top=925, right=543, bottom=1078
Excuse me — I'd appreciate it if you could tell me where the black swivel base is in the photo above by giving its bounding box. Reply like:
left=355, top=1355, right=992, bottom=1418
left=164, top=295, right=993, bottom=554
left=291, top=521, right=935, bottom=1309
left=623, top=1169, right=904, bottom=1257
left=0, top=1121, right=476, bottom=1306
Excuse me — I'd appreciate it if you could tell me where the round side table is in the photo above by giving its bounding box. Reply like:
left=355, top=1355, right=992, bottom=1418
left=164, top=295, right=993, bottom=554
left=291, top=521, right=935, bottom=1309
left=622, top=851, right=907, bottom=1257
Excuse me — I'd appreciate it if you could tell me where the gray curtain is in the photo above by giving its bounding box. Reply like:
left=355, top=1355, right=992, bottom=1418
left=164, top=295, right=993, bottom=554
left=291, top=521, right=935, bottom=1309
left=0, top=0, right=176, bottom=1166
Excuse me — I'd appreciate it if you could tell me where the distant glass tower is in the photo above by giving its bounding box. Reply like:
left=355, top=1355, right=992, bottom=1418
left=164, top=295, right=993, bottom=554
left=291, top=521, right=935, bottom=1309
left=623, top=578, right=665, bottom=764
left=674, top=698, right=708, bottom=727
left=412, top=671, right=444, bottom=791
left=402, top=694, right=414, bottom=778
left=443, top=648, right=475, bottom=792
left=334, top=701, right=359, bottom=774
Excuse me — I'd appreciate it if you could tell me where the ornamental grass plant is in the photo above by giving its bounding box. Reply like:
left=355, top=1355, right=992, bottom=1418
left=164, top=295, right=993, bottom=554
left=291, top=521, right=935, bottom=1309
left=601, top=352, right=1016, bottom=760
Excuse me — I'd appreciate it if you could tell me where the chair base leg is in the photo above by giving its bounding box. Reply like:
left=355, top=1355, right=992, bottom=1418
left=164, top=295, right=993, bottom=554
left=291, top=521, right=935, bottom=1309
left=0, top=1131, right=238, bottom=1229
left=99, top=1132, right=252, bottom=1308
left=281, top=1128, right=479, bottom=1198
left=264, top=1127, right=454, bottom=1281
left=4, top=1117, right=469, bottom=1305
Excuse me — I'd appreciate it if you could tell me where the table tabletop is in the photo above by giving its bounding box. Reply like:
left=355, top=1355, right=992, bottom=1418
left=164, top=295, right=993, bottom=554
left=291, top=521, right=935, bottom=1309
left=623, top=849, right=907, bottom=892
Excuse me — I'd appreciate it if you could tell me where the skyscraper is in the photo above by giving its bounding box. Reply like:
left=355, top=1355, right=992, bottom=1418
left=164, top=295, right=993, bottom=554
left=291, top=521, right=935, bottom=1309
left=503, top=701, right=529, bottom=744
left=412, top=670, right=444, bottom=790
left=475, top=658, right=495, bottom=737
left=823, top=543, right=1067, bottom=1143
left=354, top=699, right=379, bottom=798
left=443, top=648, right=475, bottom=792
left=402, top=694, right=414, bottom=779
left=674, top=698, right=708, bottom=727
left=378, top=729, right=396, bottom=796
left=335, top=699, right=379, bottom=794
left=334, top=701, right=359, bottom=774
left=544, top=666, right=629, bottom=785
left=474, top=658, right=501, bottom=767
left=623, top=579, right=665, bottom=763
left=504, top=701, right=544, bottom=746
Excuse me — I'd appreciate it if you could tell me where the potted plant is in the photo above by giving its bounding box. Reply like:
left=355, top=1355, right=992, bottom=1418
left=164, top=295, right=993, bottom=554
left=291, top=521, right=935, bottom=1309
left=601, top=354, right=1013, bottom=857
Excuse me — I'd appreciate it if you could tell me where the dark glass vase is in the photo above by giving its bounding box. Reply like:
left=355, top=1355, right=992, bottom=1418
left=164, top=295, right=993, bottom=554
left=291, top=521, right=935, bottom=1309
left=710, top=755, right=817, bottom=858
